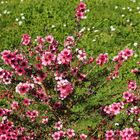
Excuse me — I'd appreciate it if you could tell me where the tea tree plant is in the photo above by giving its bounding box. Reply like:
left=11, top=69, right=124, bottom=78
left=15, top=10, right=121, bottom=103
left=0, top=1, right=139, bottom=140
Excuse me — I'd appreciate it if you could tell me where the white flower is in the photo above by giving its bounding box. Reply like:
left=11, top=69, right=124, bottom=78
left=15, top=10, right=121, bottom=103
left=79, top=27, right=86, bottom=33
left=122, top=7, right=126, bottom=10
left=92, top=39, right=96, bottom=42
left=110, top=26, right=116, bottom=31
left=18, top=21, right=23, bottom=26
left=81, top=16, right=87, bottom=19
left=7, top=11, right=10, bottom=14
left=134, top=42, right=138, bottom=47
left=87, top=28, right=90, bottom=31
left=130, top=0, right=136, bottom=2
left=137, top=7, right=140, bottom=10
left=85, top=9, right=90, bottom=12
left=3, top=10, right=7, bottom=14
left=51, top=25, right=55, bottom=28
left=134, top=54, right=138, bottom=58
left=21, top=16, right=25, bottom=20
left=63, top=24, right=66, bottom=27
left=94, top=30, right=99, bottom=33
left=115, top=123, right=119, bottom=126
left=126, top=19, right=130, bottom=23
left=115, top=6, right=118, bottom=9
left=127, top=7, right=130, bottom=10
left=130, top=22, right=133, bottom=26
left=20, top=13, right=24, bottom=16
left=121, top=14, right=125, bottom=17
left=16, top=18, right=19, bottom=21
left=1, top=1, right=4, bottom=4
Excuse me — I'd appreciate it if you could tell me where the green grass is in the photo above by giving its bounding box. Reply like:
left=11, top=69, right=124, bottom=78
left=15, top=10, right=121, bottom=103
left=0, top=0, right=140, bottom=137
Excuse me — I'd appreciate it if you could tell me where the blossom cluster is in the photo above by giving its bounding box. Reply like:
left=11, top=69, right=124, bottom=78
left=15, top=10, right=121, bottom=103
left=1, top=50, right=28, bottom=76
left=0, top=108, right=11, bottom=117
left=75, top=2, right=87, bottom=20
left=108, top=48, right=134, bottom=80
left=113, top=48, right=134, bottom=62
left=56, top=79, right=73, bottom=99
left=0, top=119, right=34, bottom=140
left=103, top=102, right=124, bottom=115
left=123, top=91, right=138, bottom=103
left=15, top=82, right=34, bottom=95
left=26, top=110, right=39, bottom=121
left=52, top=125, right=87, bottom=140
left=104, top=80, right=139, bottom=116
left=0, top=68, right=13, bottom=84
left=96, top=53, right=109, bottom=66
left=105, top=128, right=139, bottom=140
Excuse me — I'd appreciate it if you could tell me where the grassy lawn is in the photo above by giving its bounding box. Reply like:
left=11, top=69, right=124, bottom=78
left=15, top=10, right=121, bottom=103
left=0, top=0, right=140, bottom=139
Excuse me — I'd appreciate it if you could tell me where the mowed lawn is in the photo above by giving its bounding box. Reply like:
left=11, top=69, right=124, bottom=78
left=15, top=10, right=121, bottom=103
left=0, top=0, right=140, bottom=133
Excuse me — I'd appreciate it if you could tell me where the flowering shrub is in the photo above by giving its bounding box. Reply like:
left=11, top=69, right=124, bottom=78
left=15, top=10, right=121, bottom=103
left=0, top=1, right=140, bottom=140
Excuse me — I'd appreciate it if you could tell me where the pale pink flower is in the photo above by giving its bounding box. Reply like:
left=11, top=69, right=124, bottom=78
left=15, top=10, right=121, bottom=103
left=57, top=48, right=72, bottom=64
left=80, top=133, right=87, bottom=139
left=45, top=35, right=54, bottom=44
left=41, top=51, right=56, bottom=66
left=16, top=82, right=34, bottom=95
left=66, top=129, right=75, bottom=138
left=54, top=121, right=63, bottom=130
left=128, top=80, right=137, bottom=91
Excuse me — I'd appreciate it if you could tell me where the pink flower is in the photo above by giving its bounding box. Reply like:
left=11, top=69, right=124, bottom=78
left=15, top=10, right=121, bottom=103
left=124, top=48, right=134, bottom=58
left=52, top=132, right=60, bottom=140
left=57, top=48, right=72, bottom=64
left=123, top=91, right=137, bottom=103
left=128, top=80, right=137, bottom=91
left=75, top=2, right=87, bottom=20
left=57, top=79, right=73, bottom=99
left=32, top=72, right=47, bottom=84
left=23, top=98, right=31, bottom=106
left=80, top=133, right=87, bottom=139
left=21, top=34, right=31, bottom=46
left=121, top=128, right=134, bottom=138
left=76, top=49, right=87, bottom=62
left=0, top=134, right=7, bottom=140
left=66, top=129, right=75, bottom=138
left=104, top=102, right=124, bottom=115
left=26, top=110, right=39, bottom=121
left=96, top=53, right=108, bottom=66
left=129, top=106, right=140, bottom=115
left=0, top=68, right=13, bottom=84
left=35, top=36, right=45, bottom=45
left=42, top=116, right=48, bottom=124
left=105, top=130, right=114, bottom=138
left=64, top=36, right=75, bottom=47
left=45, top=35, right=54, bottom=44
left=16, top=82, right=34, bottom=95
left=11, top=101, right=19, bottom=110
left=15, top=67, right=26, bottom=76
left=35, top=63, right=43, bottom=70
left=41, top=51, right=56, bottom=66
left=58, top=130, right=65, bottom=138
left=113, top=48, right=134, bottom=62
left=54, top=121, right=63, bottom=130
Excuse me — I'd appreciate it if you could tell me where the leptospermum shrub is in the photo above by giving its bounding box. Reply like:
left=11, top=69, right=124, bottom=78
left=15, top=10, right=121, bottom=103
left=0, top=2, right=140, bottom=140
